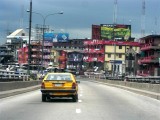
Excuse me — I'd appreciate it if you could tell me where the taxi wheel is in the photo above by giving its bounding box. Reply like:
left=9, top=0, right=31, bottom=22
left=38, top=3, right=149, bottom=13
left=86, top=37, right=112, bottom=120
left=72, top=94, right=78, bottom=102
left=42, top=94, right=47, bottom=102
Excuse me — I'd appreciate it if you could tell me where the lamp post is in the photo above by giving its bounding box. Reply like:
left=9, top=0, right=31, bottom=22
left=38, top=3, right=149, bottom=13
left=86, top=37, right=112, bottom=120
left=27, top=10, right=63, bottom=74
left=27, top=0, right=32, bottom=76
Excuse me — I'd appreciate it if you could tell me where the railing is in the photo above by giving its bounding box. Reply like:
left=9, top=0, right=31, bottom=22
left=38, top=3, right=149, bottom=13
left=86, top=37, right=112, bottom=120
left=125, top=76, right=160, bottom=84
left=82, top=72, right=160, bottom=84
left=0, top=70, right=29, bottom=81
left=141, top=43, right=160, bottom=51
left=139, top=56, right=158, bottom=63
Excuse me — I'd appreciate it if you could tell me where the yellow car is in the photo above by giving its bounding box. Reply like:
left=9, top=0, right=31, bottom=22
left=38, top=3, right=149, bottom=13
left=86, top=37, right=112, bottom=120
left=41, top=72, right=79, bottom=102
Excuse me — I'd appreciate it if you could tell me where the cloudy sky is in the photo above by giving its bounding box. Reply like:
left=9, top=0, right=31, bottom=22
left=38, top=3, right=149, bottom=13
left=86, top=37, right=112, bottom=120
left=0, top=0, right=160, bottom=44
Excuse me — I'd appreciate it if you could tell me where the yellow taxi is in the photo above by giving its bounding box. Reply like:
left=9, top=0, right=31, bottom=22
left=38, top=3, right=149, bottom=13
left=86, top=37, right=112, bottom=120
left=41, top=72, right=79, bottom=102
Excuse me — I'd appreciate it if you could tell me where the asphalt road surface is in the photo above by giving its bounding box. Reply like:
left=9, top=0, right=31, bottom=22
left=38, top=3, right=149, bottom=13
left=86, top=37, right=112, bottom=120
left=0, top=79, right=160, bottom=120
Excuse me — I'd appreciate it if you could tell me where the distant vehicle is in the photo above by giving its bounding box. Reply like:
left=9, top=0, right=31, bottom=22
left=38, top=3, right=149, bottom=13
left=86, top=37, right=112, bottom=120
left=65, top=69, right=79, bottom=75
left=41, top=72, right=80, bottom=102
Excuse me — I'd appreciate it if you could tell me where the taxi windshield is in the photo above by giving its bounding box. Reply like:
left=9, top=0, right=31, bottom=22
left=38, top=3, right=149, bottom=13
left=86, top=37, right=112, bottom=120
left=46, top=74, right=71, bottom=81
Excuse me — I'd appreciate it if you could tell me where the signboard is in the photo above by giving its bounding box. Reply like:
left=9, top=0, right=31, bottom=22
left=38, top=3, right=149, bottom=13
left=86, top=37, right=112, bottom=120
left=44, top=33, right=54, bottom=42
left=100, top=24, right=131, bottom=41
left=44, top=33, right=69, bottom=42
left=53, top=33, right=69, bottom=42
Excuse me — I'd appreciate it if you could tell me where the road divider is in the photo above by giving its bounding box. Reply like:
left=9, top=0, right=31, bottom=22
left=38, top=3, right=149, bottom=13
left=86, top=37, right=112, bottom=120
left=81, top=78, right=160, bottom=100
left=0, top=80, right=41, bottom=99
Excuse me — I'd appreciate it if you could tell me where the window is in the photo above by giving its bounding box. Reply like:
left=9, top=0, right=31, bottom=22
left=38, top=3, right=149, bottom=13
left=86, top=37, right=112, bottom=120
left=108, top=54, right=111, bottom=58
left=119, top=46, right=122, bottom=49
left=119, top=54, right=122, bottom=58
left=135, top=47, right=137, bottom=51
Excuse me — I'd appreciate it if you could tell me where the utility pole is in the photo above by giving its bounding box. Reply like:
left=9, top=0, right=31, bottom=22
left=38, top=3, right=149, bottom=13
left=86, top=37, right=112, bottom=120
left=141, top=0, right=145, bottom=37
left=28, top=0, right=32, bottom=76
left=113, top=0, right=117, bottom=77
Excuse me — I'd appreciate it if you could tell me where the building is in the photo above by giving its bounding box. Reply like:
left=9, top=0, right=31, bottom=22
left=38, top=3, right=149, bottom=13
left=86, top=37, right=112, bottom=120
left=0, top=29, right=29, bottom=65
left=0, top=45, right=14, bottom=64
left=18, top=46, right=28, bottom=64
left=67, top=51, right=83, bottom=70
left=83, top=40, right=104, bottom=71
left=52, top=39, right=84, bottom=69
left=104, top=41, right=140, bottom=76
left=138, top=35, right=160, bottom=76
left=92, top=25, right=101, bottom=40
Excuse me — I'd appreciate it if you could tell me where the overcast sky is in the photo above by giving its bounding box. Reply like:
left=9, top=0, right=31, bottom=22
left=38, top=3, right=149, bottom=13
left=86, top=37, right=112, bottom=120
left=0, top=0, right=160, bottom=44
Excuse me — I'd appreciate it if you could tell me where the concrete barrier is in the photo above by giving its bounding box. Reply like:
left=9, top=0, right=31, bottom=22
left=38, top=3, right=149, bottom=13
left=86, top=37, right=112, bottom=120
left=81, top=77, right=160, bottom=100
left=0, top=80, right=41, bottom=99
left=0, top=81, right=41, bottom=91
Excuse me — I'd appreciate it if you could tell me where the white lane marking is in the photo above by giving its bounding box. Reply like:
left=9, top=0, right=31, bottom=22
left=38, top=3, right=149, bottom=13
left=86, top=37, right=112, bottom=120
left=76, top=109, right=81, bottom=113
left=78, top=100, right=82, bottom=103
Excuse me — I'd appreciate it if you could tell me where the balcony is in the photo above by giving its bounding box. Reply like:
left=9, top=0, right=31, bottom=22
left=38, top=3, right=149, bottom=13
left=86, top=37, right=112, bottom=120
left=67, top=58, right=83, bottom=62
left=31, top=41, right=41, bottom=46
left=97, top=57, right=104, bottom=62
left=43, top=55, right=51, bottom=59
left=84, top=48, right=104, bottom=53
left=0, top=52, right=14, bottom=56
left=44, top=42, right=53, bottom=46
left=137, top=70, right=154, bottom=77
left=138, top=56, right=158, bottom=64
left=31, top=54, right=42, bottom=58
left=59, top=56, right=67, bottom=61
left=84, top=40, right=105, bottom=45
left=83, top=57, right=104, bottom=62
left=140, top=43, right=160, bottom=51
left=43, top=49, right=51, bottom=53
left=31, top=48, right=41, bottom=52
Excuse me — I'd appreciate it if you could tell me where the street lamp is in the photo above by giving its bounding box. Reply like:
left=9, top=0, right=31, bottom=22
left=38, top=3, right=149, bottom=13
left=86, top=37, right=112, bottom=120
left=27, top=10, right=63, bottom=73
left=27, top=0, right=32, bottom=76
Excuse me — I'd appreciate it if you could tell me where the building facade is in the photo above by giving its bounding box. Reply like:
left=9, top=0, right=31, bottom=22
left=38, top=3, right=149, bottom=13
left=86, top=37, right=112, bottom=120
left=52, top=39, right=84, bottom=69
left=83, top=40, right=104, bottom=71
left=138, top=35, right=160, bottom=76
left=104, top=41, right=140, bottom=76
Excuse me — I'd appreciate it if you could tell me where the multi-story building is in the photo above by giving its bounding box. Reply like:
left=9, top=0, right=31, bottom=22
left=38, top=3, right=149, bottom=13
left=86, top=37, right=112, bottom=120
left=67, top=51, right=83, bottom=70
left=138, top=35, right=160, bottom=76
left=52, top=39, right=84, bottom=69
left=0, top=45, right=14, bottom=64
left=30, top=41, right=42, bottom=69
left=83, top=40, right=104, bottom=70
left=18, top=46, right=28, bottom=64
left=92, top=25, right=101, bottom=40
left=50, top=49, right=59, bottom=66
left=104, top=41, right=140, bottom=76
left=0, top=29, right=28, bottom=65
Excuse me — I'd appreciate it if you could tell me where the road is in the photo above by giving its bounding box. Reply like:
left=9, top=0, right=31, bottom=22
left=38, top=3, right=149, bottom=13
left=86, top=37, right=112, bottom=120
left=0, top=79, right=160, bottom=120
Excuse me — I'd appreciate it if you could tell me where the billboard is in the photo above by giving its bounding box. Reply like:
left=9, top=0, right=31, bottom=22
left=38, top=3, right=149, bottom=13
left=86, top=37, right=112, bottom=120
left=44, top=33, right=54, bottom=42
left=44, top=33, right=69, bottom=42
left=100, top=24, right=131, bottom=41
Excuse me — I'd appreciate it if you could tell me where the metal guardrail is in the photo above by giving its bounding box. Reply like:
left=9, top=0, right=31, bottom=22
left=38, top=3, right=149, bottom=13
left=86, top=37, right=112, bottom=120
left=0, top=70, right=29, bottom=81
left=82, top=72, right=160, bottom=84
left=125, top=76, right=160, bottom=83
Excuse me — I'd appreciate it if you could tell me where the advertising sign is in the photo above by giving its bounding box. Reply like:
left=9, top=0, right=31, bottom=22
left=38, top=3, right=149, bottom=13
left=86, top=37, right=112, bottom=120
left=44, top=33, right=69, bottom=42
left=53, top=33, right=69, bottom=42
left=44, top=33, right=54, bottom=42
left=101, top=24, right=131, bottom=41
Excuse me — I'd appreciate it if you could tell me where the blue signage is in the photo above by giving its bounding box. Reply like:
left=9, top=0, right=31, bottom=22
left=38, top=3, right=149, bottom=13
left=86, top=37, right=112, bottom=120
left=53, top=33, right=69, bottom=42
left=44, top=33, right=69, bottom=42
left=44, top=33, right=54, bottom=42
